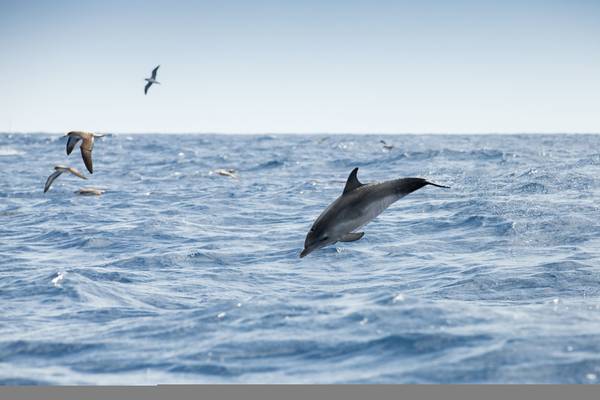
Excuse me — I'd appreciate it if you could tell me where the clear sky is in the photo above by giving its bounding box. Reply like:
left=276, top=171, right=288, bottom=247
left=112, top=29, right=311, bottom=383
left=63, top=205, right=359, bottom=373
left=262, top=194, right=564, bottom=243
left=1, top=0, right=599, bottom=133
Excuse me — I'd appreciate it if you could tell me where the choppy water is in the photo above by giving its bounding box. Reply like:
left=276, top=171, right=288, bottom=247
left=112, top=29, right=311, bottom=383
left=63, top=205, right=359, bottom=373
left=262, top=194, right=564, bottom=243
left=1, top=133, right=600, bottom=384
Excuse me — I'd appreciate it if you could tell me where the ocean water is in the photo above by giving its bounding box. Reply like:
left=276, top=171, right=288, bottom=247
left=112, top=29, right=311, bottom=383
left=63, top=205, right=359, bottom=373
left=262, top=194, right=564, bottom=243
left=1, top=133, right=600, bottom=384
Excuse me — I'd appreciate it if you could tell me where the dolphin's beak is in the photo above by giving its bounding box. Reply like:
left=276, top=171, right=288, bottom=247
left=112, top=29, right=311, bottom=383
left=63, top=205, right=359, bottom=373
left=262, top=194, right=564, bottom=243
left=299, top=248, right=311, bottom=258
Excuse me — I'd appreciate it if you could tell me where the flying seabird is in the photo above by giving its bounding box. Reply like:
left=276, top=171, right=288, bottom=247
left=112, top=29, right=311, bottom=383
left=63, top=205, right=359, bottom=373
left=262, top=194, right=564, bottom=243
left=380, top=140, right=394, bottom=150
left=64, top=131, right=105, bottom=174
left=144, top=65, right=160, bottom=95
left=44, top=165, right=87, bottom=193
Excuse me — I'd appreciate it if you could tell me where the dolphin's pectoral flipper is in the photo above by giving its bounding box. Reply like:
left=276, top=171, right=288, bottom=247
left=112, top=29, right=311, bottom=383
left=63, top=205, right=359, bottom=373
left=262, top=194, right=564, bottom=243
left=343, top=168, right=364, bottom=195
left=340, top=232, right=365, bottom=242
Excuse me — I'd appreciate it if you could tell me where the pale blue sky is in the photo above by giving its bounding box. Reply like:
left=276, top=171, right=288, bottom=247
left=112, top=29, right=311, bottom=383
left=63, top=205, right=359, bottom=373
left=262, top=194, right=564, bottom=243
left=1, top=0, right=599, bottom=133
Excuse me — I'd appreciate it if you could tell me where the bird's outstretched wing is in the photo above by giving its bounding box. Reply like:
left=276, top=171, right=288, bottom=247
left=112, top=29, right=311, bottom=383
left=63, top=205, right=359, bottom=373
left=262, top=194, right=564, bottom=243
left=66, top=135, right=81, bottom=155
left=81, top=148, right=93, bottom=173
left=44, top=170, right=64, bottom=193
left=151, top=65, right=159, bottom=80
left=79, top=135, right=94, bottom=174
left=80, top=137, right=95, bottom=174
left=144, top=81, right=152, bottom=95
left=67, top=167, right=87, bottom=180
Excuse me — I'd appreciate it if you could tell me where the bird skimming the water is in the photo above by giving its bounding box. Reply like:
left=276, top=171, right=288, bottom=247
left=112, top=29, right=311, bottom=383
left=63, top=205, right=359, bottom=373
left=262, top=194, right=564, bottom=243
left=213, top=169, right=238, bottom=179
left=144, top=65, right=160, bottom=95
left=64, top=131, right=105, bottom=174
left=75, top=188, right=106, bottom=196
left=44, top=165, right=87, bottom=193
left=380, top=140, right=394, bottom=150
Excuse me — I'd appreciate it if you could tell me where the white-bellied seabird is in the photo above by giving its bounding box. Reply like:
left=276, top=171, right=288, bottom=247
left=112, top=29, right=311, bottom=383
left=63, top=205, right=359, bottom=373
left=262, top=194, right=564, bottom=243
left=144, top=65, right=160, bottom=95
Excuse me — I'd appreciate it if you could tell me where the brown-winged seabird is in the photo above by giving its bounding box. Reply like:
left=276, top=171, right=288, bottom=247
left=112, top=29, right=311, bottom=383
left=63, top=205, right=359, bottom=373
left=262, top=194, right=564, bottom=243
left=44, top=165, right=87, bottom=193
left=75, top=188, right=106, bottom=196
left=64, top=131, right=105, bottom=174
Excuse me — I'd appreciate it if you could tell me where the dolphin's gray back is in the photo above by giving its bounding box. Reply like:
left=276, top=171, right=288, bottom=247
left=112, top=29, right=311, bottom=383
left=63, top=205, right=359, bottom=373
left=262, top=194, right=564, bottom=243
left=316, top=178, right=432, bottom=234
left=384, top=177, right=432, bottom=197
left=351, top=178, right=430, bottom=220
left=351, top=178, right=431, bottom=205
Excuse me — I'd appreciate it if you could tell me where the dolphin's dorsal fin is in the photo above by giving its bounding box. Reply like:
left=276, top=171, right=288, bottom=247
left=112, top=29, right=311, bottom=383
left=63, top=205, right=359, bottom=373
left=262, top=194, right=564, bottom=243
left=343, top=168, right=364, bottom=195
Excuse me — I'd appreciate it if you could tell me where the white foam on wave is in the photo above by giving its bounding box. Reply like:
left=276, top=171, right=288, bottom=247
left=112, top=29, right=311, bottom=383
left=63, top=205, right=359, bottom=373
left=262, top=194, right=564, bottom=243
left=51, top=272, right=65, bottom=287
left=586, top=373, right=597, bottom=381
left=0, top=146, right=24, bottom=156
left=392, top=293, right=406, bottom=303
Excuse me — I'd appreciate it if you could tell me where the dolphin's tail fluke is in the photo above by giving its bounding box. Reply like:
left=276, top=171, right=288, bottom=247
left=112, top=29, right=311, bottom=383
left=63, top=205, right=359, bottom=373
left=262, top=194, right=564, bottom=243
left=394, top=178, right=450, bottom=196
left=425, top=181, right=450, bottom=189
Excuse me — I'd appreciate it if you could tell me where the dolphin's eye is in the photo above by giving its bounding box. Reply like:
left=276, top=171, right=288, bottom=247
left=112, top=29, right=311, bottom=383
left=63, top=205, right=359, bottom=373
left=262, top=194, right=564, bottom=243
left=321, top=236, right=329, bottom=242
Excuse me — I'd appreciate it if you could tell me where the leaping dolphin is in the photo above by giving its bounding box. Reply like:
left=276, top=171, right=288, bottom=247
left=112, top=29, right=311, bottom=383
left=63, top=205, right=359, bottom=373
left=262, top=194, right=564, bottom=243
left=300, top=168, right=449, bottom=258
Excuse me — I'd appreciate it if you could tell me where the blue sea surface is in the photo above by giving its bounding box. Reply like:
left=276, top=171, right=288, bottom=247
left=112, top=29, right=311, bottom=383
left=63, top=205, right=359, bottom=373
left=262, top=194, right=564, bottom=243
left=1, top=133, right=600, bottom=384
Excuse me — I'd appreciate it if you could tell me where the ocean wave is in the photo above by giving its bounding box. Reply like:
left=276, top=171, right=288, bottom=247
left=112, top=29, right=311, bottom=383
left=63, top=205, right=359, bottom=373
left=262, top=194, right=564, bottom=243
left=2, top=133, right=600, bottom=383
